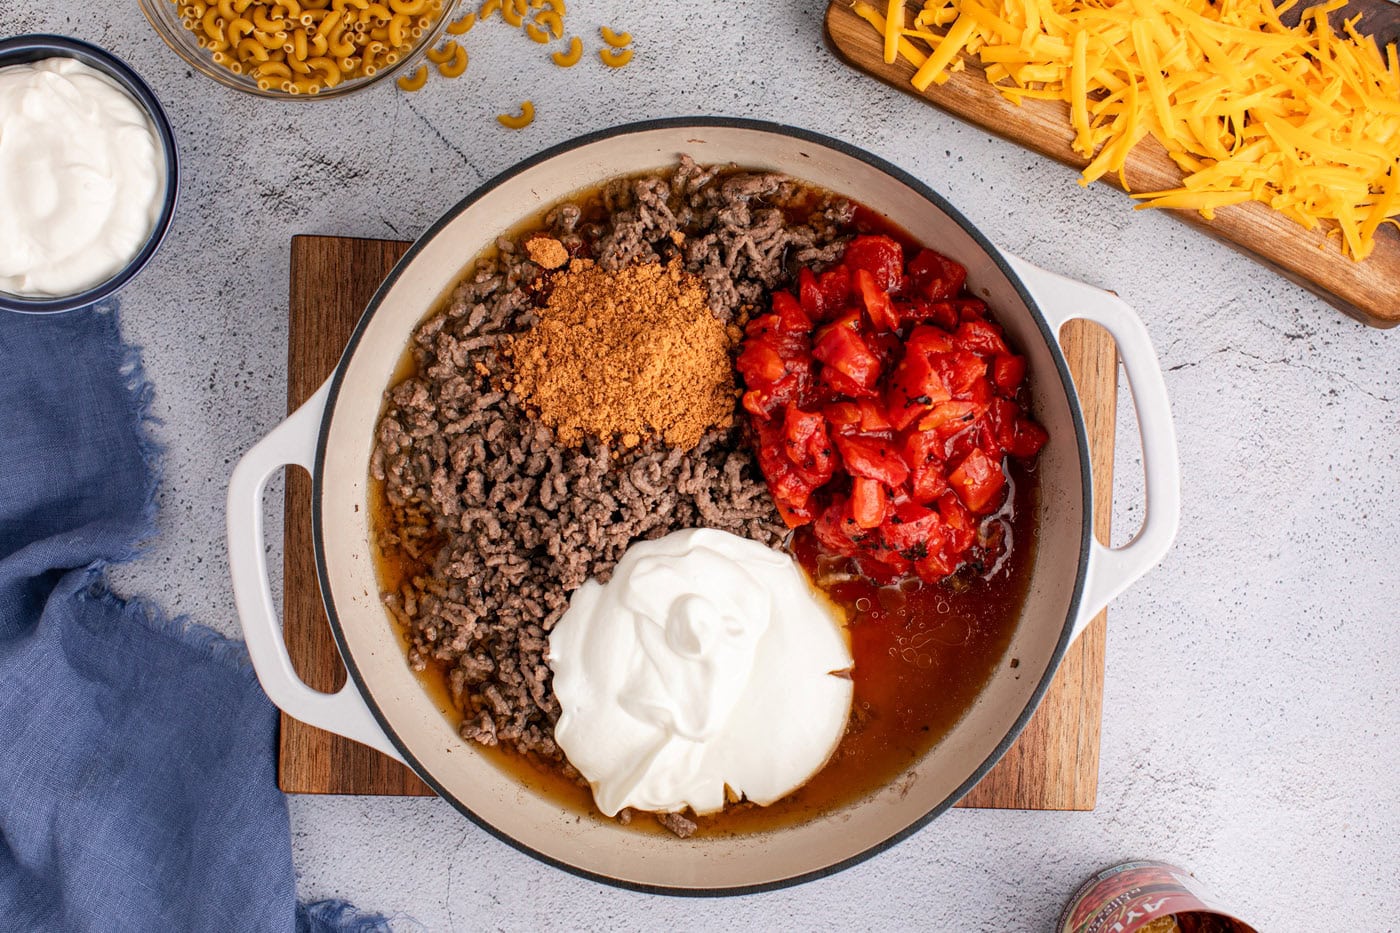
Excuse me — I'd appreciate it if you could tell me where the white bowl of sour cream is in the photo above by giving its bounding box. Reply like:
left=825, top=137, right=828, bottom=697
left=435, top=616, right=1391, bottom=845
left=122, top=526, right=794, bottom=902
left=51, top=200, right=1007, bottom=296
left=0, top=35, right=178, bottom=314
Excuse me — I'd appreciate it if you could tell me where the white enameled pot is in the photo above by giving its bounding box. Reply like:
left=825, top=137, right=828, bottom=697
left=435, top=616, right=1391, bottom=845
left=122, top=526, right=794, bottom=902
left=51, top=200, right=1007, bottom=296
left=227, top=119, right=1180, bottom=893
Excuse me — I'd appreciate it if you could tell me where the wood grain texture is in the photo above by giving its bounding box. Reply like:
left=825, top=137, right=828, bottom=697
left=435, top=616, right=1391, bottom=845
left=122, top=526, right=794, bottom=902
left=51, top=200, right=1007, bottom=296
left=825, top=0, right=1400, bottom=329
left=279, top=235, right=1116, bottom=810
left=281, top=234, right=433, bottom=796
left=958, top=318, right=1114, bottom=810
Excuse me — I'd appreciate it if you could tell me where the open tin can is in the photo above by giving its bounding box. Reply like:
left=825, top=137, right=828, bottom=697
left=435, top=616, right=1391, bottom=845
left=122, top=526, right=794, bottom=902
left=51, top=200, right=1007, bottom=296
left=1060, top=860, right=1260, bottom=933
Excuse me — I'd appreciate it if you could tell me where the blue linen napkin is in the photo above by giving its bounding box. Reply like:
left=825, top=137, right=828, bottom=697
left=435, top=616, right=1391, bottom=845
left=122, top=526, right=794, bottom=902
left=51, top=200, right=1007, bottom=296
left=0, top=305, right=388, bottom=932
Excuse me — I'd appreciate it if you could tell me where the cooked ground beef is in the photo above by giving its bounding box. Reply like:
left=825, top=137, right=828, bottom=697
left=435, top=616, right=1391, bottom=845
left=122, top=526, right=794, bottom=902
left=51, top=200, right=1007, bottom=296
left=370, top=158, right=853, bottom=782
left=655, top=812, right=698, bottom=839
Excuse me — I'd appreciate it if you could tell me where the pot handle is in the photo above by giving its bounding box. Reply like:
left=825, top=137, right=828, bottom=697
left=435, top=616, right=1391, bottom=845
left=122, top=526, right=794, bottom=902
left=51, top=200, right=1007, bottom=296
left=226, top=381, right=404, bottom=764
left=1003, top=254, right=1181, bottom=643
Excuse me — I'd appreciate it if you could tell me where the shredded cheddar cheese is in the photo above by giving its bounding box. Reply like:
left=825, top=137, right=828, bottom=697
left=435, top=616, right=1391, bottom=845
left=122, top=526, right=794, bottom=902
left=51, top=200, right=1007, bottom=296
left=856, top=0, right=1400, bottom=259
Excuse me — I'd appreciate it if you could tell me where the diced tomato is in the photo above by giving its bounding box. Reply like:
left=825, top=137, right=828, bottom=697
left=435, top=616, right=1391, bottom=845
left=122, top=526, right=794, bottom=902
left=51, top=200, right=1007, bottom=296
left=918, top=400, right=983, bottom=438
left=816, top=265, right=851, bottom=317
left=986, top=397, right=1019, bottom=451
left=901, top=427, right=939, bottom=469
left=772, top=290, right=810, bottom=334
left=857, top=399, right=892, bottom=432
left=881, top=501, right=945, bottom=556
left=865, top=331, right=904, bottom=369
left=914, top=549, right=956, bottom=582
left=761, top=457, right=814, bottom=513
left=906, top=249, right=966, bottom=300
left=813, top=322, right=881, bottom=391
left=902, top=429, right=952, bottom=505
left=910, top=461, right=949, bottom=504
left=972, top=417, right=1003, bottom=461
left=842, top=235, right=904, bottom=293
left=938, top=491, right=977, bottom=553
left=774, top=498, right=815, bottom=528
left=833, top=434, right=909, bottom=487
left=797, top=267, right=823, bottom=320
left=851, top=477, right=888, bottom=529
left=736, top=235, right=1046, bottom=584
left=905, top=324, right=954, bottom=356
left=743, top=312, right=778, bottom=340
left=823, top=401, right=862, bottom=429
left=934, top=351, right=990, bottom=399
left=736, top=340, right=786, bottom=385
left=820, top=366, right=879, bottom=400
left=992, top=354, right=1026, bottom=393
left=944, top=423, right=980, bottom=464
left=948, top=447, right=1006, bottom=514
left=956, top=299, right=988, bottom=322
left=1007, top=418, right=1049, bottom=458
left=887, top=349, right=952, bottom=430
left=782, top=406, right=835, bottom=485
left=965, top=375, right=994, bottom=408
left=952, top=319, right=1008, bottom=356
left=897, top=299, right=959, bottom=330
left=854, top=268, right=899, bottom=332
left=814, top=499, right=865, bottom=551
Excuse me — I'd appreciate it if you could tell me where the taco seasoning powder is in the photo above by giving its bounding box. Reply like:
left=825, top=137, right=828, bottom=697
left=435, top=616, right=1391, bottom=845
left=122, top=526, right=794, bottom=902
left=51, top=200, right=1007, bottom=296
left=508, top=258, right=737, bottom=450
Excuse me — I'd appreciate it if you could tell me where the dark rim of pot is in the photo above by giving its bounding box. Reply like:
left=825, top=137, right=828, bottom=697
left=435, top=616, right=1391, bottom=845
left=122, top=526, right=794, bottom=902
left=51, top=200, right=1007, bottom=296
left=310, top=116, right=1094, bottom=897
left=0, top=34, right=180, bottom=315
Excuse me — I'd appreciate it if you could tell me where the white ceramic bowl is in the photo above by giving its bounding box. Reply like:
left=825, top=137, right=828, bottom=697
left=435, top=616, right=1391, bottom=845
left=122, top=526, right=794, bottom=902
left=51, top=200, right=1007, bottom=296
left=228, top=118, right=1180, bottom=893
left=0, top=34, right=179, bottom=313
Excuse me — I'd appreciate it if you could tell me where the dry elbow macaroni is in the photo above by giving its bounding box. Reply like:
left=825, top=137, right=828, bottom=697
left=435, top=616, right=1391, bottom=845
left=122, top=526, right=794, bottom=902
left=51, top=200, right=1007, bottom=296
left=550, top=34, right=581, bottom=66
left=171, top=0, right=445, bottom=93
left=436, top=42, right=468, bottom=76
left=396, top=62, right=428, bottom=90
left=367, top=0, right=633, bottom=124
left=497, top=100, right=534, bottom=129
left=598, top=45, right=632, bottom=68
left=598, top=25, right=629, bottom=47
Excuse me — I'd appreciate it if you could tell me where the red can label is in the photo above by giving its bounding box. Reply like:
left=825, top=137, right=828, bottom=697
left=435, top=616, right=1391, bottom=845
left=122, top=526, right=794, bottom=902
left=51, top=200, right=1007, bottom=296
left=1059, top=860, right=1257, bottom=933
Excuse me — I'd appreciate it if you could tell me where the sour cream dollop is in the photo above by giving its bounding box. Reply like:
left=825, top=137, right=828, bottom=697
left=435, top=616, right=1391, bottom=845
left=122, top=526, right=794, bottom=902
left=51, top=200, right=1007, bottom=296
left=548, top=528, right=854, bottom=817
left=0, top=58, right=165, bottom=297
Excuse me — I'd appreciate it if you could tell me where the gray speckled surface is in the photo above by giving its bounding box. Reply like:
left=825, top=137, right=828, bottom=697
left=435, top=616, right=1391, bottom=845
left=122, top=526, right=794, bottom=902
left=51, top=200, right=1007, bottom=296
left=10, top=1, right=1399, bottom=929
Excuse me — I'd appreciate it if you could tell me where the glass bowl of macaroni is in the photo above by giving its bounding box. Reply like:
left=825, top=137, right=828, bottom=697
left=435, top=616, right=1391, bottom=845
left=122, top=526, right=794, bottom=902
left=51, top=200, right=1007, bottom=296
left=138, top=0, right=461, bottom=99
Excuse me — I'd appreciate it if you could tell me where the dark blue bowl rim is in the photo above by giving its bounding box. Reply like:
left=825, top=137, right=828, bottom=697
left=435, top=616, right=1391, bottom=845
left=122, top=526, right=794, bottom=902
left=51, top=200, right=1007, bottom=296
left=0, top=34, right=179, bottom=314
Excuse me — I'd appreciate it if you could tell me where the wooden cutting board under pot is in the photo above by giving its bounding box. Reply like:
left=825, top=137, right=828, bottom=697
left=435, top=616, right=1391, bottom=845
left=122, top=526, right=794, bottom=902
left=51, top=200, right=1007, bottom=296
left=278, top=234, right=1116, bottom=811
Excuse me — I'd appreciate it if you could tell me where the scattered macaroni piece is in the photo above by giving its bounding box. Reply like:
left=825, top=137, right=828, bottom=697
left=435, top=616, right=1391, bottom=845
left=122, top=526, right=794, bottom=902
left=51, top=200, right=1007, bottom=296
left=498, top=100, right=535, bottom=129
left=446, top=12, right=475, bottom=34
left=436, top=42, right=468, bottom=77
left=551, top=35, right=583, bottom=66
left=426, top=39, right=458, bottom=63
left=169, top=0, right=446, bottom=94
left=524, top=21, right=549, bottom=42
left=396, top=63, right=429, bottom=90
left=855, top=0, right=1400, bottom=260
left=479, top=0, right=501, bottom=17
left=534, top=9, right=563, bottom=39
left=501, top=0, right=525, bottom=27
left=599, top=25, right=631, bottom=48
left=599, top=45, right=633, bottom=68
left=596, top=45, right=630, bottom=67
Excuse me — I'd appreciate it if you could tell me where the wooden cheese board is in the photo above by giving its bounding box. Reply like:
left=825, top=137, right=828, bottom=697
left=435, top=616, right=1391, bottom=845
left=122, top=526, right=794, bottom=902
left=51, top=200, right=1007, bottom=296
left=825, top=0, right=1400, bottom=328
left=278, top=233, right=1116, bottom=810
